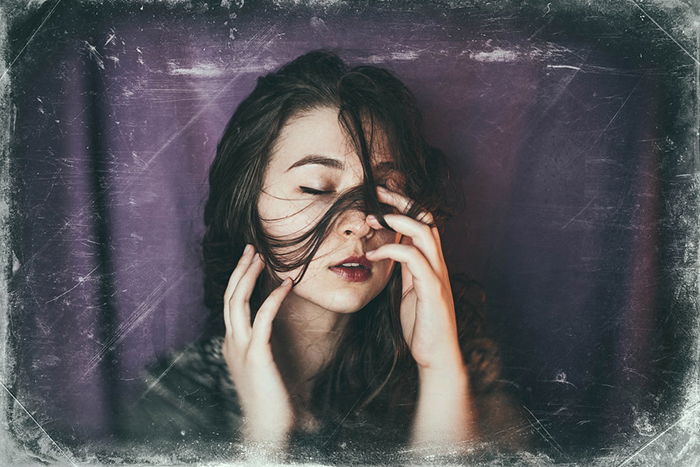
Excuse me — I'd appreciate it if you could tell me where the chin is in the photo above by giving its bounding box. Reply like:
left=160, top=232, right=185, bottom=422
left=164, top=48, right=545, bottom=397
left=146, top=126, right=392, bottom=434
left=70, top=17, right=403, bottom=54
left=287, top=265, right=393, bottom=314
left=292, top=283, right=380, bottom=314
left=319, top=288, right=377, bottom=314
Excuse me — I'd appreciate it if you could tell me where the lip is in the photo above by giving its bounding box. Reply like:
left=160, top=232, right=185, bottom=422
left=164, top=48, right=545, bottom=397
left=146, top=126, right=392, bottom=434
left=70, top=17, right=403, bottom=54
left=328, top=255, right=372, bottom=282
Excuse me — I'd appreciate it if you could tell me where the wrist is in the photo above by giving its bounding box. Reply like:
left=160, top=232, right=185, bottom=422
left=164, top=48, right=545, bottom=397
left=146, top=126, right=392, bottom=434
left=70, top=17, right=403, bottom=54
left=417, top=357, right=469, bottom=389
left=241, top=404, right=294, bottom=445
left=411, top=363, right=478, bottom=449
left=242, top=436, right=289, bottom=464
left=243, top=420, right=292, bottom=456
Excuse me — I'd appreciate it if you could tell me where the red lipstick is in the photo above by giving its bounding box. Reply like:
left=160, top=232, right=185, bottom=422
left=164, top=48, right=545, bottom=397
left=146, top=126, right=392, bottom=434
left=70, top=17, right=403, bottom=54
left=329, top=255, right=372, bottom=282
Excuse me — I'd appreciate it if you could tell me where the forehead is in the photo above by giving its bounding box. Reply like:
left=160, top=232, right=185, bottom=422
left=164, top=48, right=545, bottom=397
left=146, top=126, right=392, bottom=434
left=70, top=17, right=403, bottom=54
left=267, top=106, right=392, bottom=171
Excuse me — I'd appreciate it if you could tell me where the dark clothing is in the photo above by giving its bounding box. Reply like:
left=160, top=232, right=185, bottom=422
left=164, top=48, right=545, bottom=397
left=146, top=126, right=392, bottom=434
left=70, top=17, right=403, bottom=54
left=122, top=336, right=410, bottom=463
left=123, top=335, right=531, bottom=463
left=125, top=337, right=241, bottom=441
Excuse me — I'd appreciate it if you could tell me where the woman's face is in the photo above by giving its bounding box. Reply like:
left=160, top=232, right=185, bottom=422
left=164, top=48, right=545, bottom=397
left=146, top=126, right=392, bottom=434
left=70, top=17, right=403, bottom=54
left=257, top=106, right=400, bottom=314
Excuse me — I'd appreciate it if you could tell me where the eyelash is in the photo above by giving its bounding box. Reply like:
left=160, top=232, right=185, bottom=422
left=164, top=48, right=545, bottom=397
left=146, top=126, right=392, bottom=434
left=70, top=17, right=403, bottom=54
left=300, top=180, right=393, bottom=196
left=300, top=186, right=334, bottom=195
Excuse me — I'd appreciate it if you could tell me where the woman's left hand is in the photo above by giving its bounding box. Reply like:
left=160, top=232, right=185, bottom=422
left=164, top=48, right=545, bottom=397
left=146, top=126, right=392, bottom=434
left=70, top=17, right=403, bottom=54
left=367, top=186, right=477, bottom=448
left=365, top=186, right=465, bottom=378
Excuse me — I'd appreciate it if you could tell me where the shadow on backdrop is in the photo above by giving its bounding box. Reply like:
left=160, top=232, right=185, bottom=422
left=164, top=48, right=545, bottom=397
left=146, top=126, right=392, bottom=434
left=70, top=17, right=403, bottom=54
left=5, top=0, right=698, bottom=463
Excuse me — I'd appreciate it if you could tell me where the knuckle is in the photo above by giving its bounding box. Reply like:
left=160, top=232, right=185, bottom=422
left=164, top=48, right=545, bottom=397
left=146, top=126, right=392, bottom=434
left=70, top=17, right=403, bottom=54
left=419, top=223, right=432, bottom=237
left=253, top=308, right=270, bottom=324
left=243, top=345, right=255, bottom=361
left=231, top=289, right=247, bottom=306
left=426, top=273, right=441, bottom=289
left=222, top=335, right=232, bottom=350
left=224, top=327, right=240, bottom=342
left=223, top=334, right=245, bottom=359
left=405, top=244, right=419, bottom=255
left=244, top=347, right=270, bottom=366
left=378, top=244, right=395, bottom=257
left=229, top=298, right=243, bottom=313
left=393, top=244, right=410, bottom=258
left=269, top=287, right=287, bottom=300
left=224, top=281, right=237, bottom=299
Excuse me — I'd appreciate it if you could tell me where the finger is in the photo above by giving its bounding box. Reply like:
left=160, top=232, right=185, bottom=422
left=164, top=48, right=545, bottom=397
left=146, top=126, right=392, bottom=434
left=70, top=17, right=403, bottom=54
left=367, top=214, right=443, bottom=275
left=377, top=186, right=435, bottom=226
left=368, top=214, right=411, bottom=248
left=366, top=243, right=440, bottom=295
left=250, top=278, right=293, bottom=348
left=376, top=186, right=443, bottom=254
left=229, top=253, right=266, bottom=341
left=224, top=244, right=256, bottom=302
left=223, top=245, right=256, bottom=335
left=399, top=259, right=414, bottom=296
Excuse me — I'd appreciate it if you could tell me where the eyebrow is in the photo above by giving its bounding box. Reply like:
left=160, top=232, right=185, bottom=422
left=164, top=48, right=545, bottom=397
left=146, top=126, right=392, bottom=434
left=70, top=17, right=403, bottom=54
left=285, top=155, right=398, bottom=173
left=286, top=154, right=345, bottom=172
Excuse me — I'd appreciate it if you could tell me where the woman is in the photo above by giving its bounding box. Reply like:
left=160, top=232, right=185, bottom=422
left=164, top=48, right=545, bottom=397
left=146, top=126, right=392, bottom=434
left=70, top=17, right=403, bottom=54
left=127, top=50, right=527, bottom=462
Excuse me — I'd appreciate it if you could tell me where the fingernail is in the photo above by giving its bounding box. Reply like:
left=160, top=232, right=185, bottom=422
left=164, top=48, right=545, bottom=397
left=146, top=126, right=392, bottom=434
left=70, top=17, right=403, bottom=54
left=366, top=250, right=375, bottom=257
left=282, top=277, right=293, bottom=287
left=367, top=214, right=378, bottom=224
left=243, top=244, right=252, bottom=255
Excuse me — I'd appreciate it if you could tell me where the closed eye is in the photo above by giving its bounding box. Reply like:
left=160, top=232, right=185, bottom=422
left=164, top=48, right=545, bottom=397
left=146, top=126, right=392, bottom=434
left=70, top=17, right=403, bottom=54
left=300, top=186, right=335, bottom=195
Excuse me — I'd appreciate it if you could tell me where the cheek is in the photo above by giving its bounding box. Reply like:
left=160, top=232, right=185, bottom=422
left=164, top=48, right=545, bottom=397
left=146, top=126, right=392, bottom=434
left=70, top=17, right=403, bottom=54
left=258, top=196, right=326, bottom=239
left=370, top=228, right=400, bottom=248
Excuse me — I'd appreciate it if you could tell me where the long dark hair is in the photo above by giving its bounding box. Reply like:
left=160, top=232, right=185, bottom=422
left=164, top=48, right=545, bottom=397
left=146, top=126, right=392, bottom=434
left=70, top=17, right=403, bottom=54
left=202, top=50, right=497, bottom=438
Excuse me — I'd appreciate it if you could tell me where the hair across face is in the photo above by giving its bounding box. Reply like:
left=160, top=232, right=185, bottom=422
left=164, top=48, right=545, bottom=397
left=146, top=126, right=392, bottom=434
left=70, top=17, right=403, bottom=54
left=203, top=50, right=456, bottom=319
left=257, top=106, right=400, bottom=315
left=202, top=50, right=465, bottom=427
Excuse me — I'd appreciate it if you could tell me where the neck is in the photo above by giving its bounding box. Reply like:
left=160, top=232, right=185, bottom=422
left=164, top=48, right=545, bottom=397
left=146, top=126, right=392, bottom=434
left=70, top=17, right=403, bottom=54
left=270, top=291, right=351, bottom=407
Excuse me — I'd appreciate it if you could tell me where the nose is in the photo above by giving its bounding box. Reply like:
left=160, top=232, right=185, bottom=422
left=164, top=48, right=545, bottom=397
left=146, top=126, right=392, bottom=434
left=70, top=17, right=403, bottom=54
left=336, top=210, right=373, bottom=239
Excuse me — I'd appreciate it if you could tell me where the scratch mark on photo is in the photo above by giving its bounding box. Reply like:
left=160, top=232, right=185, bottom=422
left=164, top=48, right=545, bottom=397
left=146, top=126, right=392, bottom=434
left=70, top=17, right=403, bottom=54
left=137, top=351, right=186, bottom=399
left=547, top=64, right=582, bottom=71
left=81, top=274, right=185, bottom=379
left=0, top=380, right=77, bottom=467
left=141, top=25, right=279, bottom=170
left=617, top=401, right=700, bottom=466
left=0, top=0, right=64, bottom=83
left=628, top=0, right=699, bottom=66
left=561, top=196, right=596, bottom=230
left=10, top=25, right=280, bottom=278
left=44, top=264, right=99, bottom=304
left=521, top=404, right=567, bottom=458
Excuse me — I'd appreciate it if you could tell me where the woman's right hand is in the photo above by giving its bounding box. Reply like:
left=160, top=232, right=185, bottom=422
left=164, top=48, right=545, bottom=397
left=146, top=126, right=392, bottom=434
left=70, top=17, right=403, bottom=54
left=221, top=244, right=294, bottom=450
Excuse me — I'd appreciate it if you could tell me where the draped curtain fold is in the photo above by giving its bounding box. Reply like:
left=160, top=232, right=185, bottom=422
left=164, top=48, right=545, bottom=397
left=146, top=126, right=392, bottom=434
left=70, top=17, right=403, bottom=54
left=7, top=2, right=688, bottom=455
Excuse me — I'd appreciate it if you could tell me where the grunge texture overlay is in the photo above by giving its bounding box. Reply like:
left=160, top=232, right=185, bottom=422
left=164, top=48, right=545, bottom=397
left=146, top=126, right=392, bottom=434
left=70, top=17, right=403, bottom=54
left=0, top=0, right=698, bottom=464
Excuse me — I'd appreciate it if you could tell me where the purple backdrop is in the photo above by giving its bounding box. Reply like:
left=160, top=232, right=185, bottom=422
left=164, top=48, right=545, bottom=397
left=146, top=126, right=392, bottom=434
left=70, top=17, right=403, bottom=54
left=7, top=1, right=685, bottom=456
